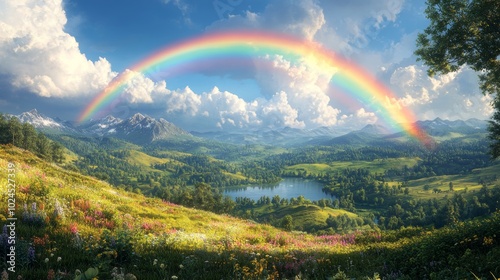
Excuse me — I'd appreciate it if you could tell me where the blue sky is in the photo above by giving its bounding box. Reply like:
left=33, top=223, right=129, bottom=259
left=0, top=0, right=492, bottom=132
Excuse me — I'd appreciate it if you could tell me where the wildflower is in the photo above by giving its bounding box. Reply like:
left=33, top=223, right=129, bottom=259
left=171, top=276, right=178, bottom=280
left=50, top=253, right=54, bottom=257
left=27, top=246, right=36, bottom=264
left=45, top=258, right=49, bottom=263
left=160, top=263, right=165, bottom=269
left=153, top=259, right=158, bottom=266
left=179, top=264, right=184, bottom=269
left=57, top=257, right=62, bottom=262
left=47, top=269, right=55, bottom=280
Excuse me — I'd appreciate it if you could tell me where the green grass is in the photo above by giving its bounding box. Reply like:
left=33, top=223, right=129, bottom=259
left=402, top=164, right=500, bottom=199
left=286, top=157, right=421, bottom=175
left=125, top=150, right=185, bottom=173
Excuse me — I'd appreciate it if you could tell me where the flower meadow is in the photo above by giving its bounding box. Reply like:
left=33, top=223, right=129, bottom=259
left=1, top=146, right=500, bottom=279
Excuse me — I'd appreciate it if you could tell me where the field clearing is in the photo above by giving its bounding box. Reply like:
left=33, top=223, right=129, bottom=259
left=222, top=171, right=248, bottom=180
left=286, top=157, right=421, bottom=175
left=394, top=164, right=500, bottom=199
left=126, top=150, right=185, bottom=172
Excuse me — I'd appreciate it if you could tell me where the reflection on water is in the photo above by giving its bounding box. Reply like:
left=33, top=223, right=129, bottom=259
left=224, top=177, right=335, bottom=201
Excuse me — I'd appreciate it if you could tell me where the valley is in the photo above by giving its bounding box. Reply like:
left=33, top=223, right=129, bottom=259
left=1, top=111, right=500, bottom=279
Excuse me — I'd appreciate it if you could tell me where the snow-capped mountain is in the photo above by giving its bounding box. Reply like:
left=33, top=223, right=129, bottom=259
left=15, top=109, right=77, bottom=133
left=79, top=113, right=190, bottom=144
left=79, top=115, right=124, bottom=135
left=108, top=113, right=190, bottom=144
left=14, top=110, right=190, bottom=144
left=17, top=109, right=62, bottom=129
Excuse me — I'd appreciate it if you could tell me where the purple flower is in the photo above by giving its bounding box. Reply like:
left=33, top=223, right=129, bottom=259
left=28, top=246, right=36, bottom=265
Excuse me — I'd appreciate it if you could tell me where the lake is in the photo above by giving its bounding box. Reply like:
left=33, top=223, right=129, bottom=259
left=224, top=177, right=335, bottom=201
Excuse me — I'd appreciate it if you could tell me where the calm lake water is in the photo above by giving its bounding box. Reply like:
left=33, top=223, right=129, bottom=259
left=224, top=178, right=335, bottom=201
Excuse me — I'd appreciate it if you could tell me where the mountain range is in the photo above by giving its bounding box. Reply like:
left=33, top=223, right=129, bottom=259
left=10, top=109, right=490, bottom=146
left=13, top=109, right=190, bottom=144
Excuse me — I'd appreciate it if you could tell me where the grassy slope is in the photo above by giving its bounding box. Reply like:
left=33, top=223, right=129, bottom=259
left=1, top=145, right=499, bottom=279
left=399, top=164, right=500, bottom=200
left=251, top=204, right=359, bottom=230
left=0, top=145, right=365, bottom=278
left=0, top=145, right=287, bottom=247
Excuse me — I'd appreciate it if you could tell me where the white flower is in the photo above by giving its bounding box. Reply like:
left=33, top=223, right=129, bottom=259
left=44, top=258, right=49, bottom=263
left=160, top=263, right=165, bottom=269
left=57, top=257, right=61, bottom=262
left=171, top=276, right=178, bottom=280
left=153, top=259, right=158, bottom=266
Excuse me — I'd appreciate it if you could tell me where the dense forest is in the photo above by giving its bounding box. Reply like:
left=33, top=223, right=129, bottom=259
left=0, top=114, right=64, bottom=163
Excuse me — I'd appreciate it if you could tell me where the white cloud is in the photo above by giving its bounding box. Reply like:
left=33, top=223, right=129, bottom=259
left=259, top=91, right=303, bottom=128
left=388, top=64, right=493, bottom=120
left=317, top=0, right=404, bottom=51
left=0, top=0, right=116, bottom=98
left=208, top=0, right=325, bottom=41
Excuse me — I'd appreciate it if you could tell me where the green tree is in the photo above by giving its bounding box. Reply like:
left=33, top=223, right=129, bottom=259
left=0, top=114, right=11, bottom=144
left=281, top=215, right=294, bottom=231
left=272, top=195, right=281, bottom=208
left=404, top=187, right=410, bottom=195
left=8, top=117, right=23, bottom=146
left=21, top=122, right=37, bottom=151
left=50, top=141, right=65, bottom=163
left=415, top=0, right=500, bottom=157
left=36, top=133, right=51, bottom=159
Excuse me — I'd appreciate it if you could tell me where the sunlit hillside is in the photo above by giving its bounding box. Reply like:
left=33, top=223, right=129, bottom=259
left=1, top=145, right=500, bottom=279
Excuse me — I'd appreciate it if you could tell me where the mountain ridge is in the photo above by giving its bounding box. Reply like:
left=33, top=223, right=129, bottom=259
left=13, top=110, right=191, bottom=144
left=10, top=109, right=490, bottom=146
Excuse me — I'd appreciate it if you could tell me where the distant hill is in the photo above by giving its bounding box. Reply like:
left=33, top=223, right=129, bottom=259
left=322, top=118, right=489, bottom=146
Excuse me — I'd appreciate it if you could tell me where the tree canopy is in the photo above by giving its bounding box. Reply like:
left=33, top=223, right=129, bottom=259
left=415, top=0, right=500, bottom=157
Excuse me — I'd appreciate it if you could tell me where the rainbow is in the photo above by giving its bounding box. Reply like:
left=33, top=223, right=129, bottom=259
left=78, top=31, right=431, bottom=144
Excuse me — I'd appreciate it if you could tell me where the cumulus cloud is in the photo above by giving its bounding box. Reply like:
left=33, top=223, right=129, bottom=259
left=126, top=55, right=343, bottom=131
left=389, top=65, right=493, bottom=120
left=0, top=0, right=116, bottom=98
